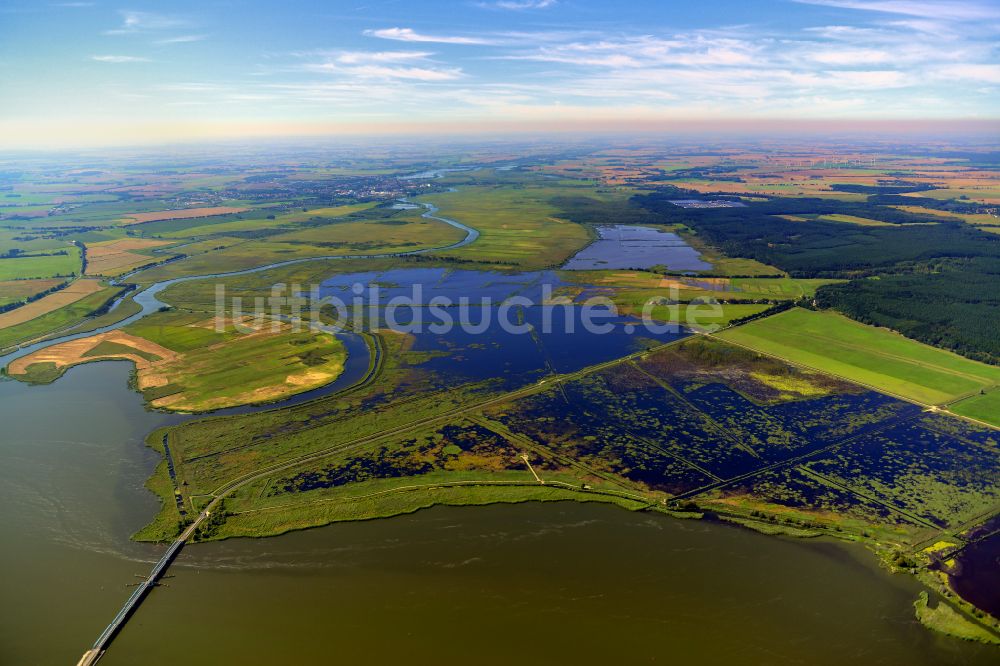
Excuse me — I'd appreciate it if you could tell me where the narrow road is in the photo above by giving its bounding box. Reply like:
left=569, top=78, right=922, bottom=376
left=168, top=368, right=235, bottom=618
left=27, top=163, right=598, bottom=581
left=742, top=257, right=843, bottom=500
left=521, top=454, right=544, bottom=484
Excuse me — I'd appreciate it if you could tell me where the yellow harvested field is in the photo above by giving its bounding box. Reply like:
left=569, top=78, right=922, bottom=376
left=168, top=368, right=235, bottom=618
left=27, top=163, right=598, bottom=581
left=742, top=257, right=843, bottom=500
left=7, top=330, right=174, bottom=376
left=816, top=214, right=895, bottom=227
left=0, top=279, right=103, bottom=329
left=85, top=238, right=173, bottom=276
left=93, top=238, right=173, bottom=251
left=901, top=188, right=1000, bottom=205
left=892, top=205, right=1000, bottom=226
left=121, top=206, right=249, bottom=225
left=0, top=278, right=64, bottom=301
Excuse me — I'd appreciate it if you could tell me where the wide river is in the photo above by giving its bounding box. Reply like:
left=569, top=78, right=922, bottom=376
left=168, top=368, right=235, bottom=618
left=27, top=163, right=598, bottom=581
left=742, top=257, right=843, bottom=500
left=1, top=362, right=997, bottom=665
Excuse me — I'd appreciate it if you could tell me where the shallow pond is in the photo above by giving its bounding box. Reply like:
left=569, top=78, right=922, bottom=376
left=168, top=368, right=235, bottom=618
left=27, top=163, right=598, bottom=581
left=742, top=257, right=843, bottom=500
left=562, top=224, right=712, bottom=271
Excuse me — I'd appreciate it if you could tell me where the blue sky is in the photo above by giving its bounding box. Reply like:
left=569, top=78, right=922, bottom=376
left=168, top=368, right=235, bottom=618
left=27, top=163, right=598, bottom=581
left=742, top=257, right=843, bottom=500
left=1, top=0, right=998, bottom=146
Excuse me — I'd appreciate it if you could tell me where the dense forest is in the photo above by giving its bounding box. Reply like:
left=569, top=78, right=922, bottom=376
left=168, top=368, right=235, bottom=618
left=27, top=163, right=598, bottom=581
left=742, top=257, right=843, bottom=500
left=815, top=258, right=1000, bottom=365
left=630, top=192, right=1000, bottom=277
left=563, top=190, right=1000, bottom=365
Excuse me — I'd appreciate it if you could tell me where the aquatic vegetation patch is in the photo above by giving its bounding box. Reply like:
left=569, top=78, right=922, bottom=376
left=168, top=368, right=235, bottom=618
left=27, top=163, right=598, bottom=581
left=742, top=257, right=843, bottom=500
left=711, top=467, right=920, bottom=530
left=484, top=388, right=716, bottom=495
left=805, top=418, right=1000, bottom=528
left=270, top=421, right=531, bottom=495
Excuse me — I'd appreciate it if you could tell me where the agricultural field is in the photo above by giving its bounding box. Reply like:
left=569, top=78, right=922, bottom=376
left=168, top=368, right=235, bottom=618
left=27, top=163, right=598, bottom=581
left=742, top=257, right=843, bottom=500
left=0, top=278, right=65, bottom=307
left=134, top=323, right=345, bottom=412
left=902, top=187, right=1000, bottom=205
left=815, top=213, right=897, bottom=226
left=120, top=205, right=250, bottom=225
left=0, top=278, right=103, bottom=329
left=146, top=202, right=375, bottom=239
left=129, top=212, right=463, bottom=281
left=717, top=308, right=1000, bottom=405
left=0, top=245, right=81, bottom=280
left=6, top=330, right=172, bottom=384
left=892, top=205, right=1000, bottom=227
left=950, top=390, right=1000, bottom=428
left=416, top=183, right=592, bottom=269
left=265, top=215, right=465, bottom=251
left=0, top=282, right=122, bottom=351
left=84, top=238, right=176, bottom=276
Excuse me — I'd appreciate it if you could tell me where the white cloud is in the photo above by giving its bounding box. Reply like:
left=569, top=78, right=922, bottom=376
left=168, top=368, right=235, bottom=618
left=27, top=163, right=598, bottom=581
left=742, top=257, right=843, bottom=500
left=481, top=0, right=557, bottom=9
left=91, top=55, right=150, bottom=63
left=792, top=0, right=1000, bottom=21
left=806, top=47, right=893, bottom=65
left=364, top=27, right=494, bottom=45
left=157, top=83, right=226, bottom=92
left=306, top=63, right=462, bottom=81
left=294, top=49, right=462, bottom=81
left=499, top=34, right=760, bottom=68
left=105, top=10, right=188, bottom=35
left=75, top=4, right=999, bottom=125
left=823, top=69, right=908, bottom=87
left=931, top=63, right=1000, bottom=84
left=324, top=50, right=434, bottom=64
left=155, top=35, right=207, bottom=45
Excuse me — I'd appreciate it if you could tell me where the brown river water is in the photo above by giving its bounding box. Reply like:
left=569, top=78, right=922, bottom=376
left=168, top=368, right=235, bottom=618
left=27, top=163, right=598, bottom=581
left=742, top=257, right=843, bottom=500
left=1, top=362, right=996, bottom=665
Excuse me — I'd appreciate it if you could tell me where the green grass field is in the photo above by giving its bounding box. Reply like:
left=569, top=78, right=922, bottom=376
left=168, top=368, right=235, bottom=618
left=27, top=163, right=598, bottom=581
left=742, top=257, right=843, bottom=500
left=913, top=592, right=1000, bottom=644
left=717, top=308, right=1000, bottom=405
left=949, top=390, right=1000, bottom=427
left=38, top=294, right=142, bottom=341
left=130, top=215, right=464, bottom=281
left=417, top=185, right=591, bottom=269
left=586, top=276, right=840, bottom=306
left=124, top=311, right=240, bottom=351
left=123, top=311, right=347, bottom=412
left=152, top=203, right=376, bottom=238
left=730, top=277, right=841, bottom=298
left=0, top=246, right=81, bottom=280
left=610, top=293, right=772, bottom=328
left=679, top=233, right=785, bottom=276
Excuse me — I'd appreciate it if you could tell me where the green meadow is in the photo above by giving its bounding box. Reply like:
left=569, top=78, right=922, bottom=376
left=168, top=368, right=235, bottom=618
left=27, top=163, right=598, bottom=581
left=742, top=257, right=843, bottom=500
left=123, top=310, right=347, bottom=412
left=0, top=246, right=81, bottom=280
left=131, top=215, right=464, bottom=281
left=717, top=308, right=1000, bottom=405
left=417, top=185, right=592, bottom=269
left=950, top=390, right=1000, bottom=428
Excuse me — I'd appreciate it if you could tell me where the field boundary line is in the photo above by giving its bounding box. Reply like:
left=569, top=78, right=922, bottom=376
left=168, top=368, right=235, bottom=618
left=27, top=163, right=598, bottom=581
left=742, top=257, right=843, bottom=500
left=737, top=323, right=998, bottom=387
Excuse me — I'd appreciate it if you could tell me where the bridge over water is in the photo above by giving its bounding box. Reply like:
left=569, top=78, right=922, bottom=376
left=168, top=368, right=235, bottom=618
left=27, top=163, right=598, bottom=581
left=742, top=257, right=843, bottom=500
left=76, top=513, right=206, bottom=666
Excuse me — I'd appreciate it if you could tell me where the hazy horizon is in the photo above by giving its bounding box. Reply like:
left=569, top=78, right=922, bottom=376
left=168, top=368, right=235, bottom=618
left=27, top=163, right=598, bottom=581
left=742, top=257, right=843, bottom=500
left=2, top=0, right=999, bottom=148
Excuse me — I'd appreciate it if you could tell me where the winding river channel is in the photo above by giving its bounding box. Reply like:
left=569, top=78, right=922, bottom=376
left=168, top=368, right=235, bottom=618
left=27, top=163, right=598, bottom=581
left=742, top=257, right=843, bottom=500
left=0, top=190, right=996, bottom=665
